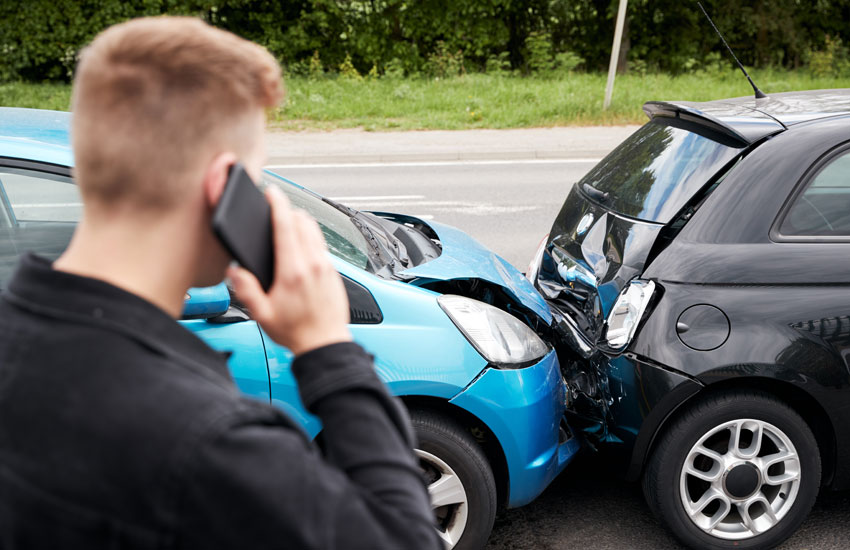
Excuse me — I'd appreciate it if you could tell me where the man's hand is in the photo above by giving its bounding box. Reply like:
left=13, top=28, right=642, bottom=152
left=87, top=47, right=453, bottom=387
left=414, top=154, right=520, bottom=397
left=228, top=186, right=352, bottom=355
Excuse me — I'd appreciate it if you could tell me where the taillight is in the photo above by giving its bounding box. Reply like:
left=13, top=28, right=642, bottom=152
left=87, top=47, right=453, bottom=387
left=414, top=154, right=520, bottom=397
left=604, top=280, right=655, bottom=350
left=525, top=233, right=549, bottom=284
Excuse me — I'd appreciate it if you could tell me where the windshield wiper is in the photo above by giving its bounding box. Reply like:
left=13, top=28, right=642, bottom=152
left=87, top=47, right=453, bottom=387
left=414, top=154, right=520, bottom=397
left=350, top=215, right=402, bottom=273
left=321, top=197, right=410, bottom=271
left=321, top=196, right=357, bottom=217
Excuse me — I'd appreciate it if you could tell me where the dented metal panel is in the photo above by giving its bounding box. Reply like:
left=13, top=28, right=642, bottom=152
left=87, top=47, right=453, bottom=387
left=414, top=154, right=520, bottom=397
left=400, top=219, right=553, bottom=325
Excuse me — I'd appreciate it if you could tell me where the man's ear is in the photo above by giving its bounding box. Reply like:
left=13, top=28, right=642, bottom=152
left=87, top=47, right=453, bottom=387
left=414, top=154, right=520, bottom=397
left=203, top=152, right=239, bottom=210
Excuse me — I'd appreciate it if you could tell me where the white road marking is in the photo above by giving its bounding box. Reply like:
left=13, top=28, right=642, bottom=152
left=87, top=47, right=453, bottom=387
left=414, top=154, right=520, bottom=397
left=12, top=203, right=82, bottom=208
left=266, top=158, right=601, bottom=170
left=343, top=200, right=465, bottom=207
left=328, top=194, right=425, bottom=201
left=347, top=198, right=540, bottom=216
left=451, top=205, right=539, bottom=215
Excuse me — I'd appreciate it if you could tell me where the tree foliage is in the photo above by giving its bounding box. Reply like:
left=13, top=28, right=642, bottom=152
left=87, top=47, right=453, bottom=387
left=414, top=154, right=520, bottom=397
left=2, top=0, right=850, bottom=82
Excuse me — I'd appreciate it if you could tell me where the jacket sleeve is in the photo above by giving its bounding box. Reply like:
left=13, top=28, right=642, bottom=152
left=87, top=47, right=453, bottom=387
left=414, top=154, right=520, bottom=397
left=175, top=342, right=442, bottom=550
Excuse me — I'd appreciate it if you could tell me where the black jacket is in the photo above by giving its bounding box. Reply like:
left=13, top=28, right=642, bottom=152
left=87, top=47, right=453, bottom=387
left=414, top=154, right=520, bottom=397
left=0, top=254, right=441, bottom=549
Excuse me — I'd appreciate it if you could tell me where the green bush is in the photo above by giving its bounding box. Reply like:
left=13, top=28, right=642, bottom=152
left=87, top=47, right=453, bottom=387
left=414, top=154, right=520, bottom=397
left=308, top=51, right=325, bottom=80
left=526, top=33, right=582, bottom=76
left=808, top=36, right=848, bottom=77
left=485, top=52, right=512, bottom=75
left=3, top=1, right=850, bottom=83
left=693, top=52, right=732, bottom=79
left=338, top=54, right=362, bottom=81
left=628, top=58, right=649, bottom=77
left=424, top=41, right=465, bottom=79
left=554, top=51, right=583, bottom=73
left=525, top=31, right=554, bottom=73
left=0, top=0, right=177, bottom=82
left=382, top=58, right=407, bottom=80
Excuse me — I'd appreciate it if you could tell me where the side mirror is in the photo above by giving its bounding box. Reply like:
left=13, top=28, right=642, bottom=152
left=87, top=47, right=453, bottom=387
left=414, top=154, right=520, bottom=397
left=182, top=282, right=230, bottom=320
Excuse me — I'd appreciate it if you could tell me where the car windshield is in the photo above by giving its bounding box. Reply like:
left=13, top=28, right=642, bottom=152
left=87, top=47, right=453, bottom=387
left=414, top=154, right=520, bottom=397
left=578, top=118, right=745, bottom=223
left=263, top=173, right=370, bottom=270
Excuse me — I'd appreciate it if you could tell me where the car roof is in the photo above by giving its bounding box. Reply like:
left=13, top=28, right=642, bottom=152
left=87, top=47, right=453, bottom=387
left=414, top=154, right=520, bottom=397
left=0, top=107, right=73, bottom=167
left=698, top=88, right=850, bottom=126
left=644, top=89, right=850, bottom=147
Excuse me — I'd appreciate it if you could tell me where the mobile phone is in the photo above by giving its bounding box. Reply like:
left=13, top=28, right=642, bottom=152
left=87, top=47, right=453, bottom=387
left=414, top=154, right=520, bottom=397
left=212, top=163, right=274, bottom=291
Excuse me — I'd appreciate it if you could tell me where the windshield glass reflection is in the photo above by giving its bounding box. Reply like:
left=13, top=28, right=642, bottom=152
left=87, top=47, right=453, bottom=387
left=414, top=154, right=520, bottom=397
left=580, top=119, right=743, bottom=223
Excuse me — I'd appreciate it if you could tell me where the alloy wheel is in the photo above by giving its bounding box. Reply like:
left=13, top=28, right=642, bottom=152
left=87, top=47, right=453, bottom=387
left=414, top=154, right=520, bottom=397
left=679, top=418, right=801, bottom=540
left=416, top=448, right=470, bottom=548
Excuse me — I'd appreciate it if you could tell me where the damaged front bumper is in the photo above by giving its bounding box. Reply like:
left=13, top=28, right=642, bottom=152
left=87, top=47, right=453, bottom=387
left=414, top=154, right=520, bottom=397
left=449, top=349, right=581, bottom=507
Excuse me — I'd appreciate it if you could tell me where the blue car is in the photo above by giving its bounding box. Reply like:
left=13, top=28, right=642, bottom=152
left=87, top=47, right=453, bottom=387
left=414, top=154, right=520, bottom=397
left=0, top=108, right=579, bottom=549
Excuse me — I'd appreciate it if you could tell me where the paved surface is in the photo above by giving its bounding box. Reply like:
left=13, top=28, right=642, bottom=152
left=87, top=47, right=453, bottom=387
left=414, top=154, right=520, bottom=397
left=486, top=455, right=850, bottom=550
left=266, top=125, right=850, bottom=549
left=266, top=125, right=639, bottom=165
left=267, top=159, right=598, bottom=269
left=266, top=125, right=639, bottom=269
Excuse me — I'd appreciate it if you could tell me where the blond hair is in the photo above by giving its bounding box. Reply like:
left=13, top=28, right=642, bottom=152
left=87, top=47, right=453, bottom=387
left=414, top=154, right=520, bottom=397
left=71, top=17, right=282, bottom=212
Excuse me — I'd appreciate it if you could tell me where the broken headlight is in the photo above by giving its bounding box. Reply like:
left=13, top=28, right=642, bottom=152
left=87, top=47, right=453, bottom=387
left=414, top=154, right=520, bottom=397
left=438, top=295, right=549, bottom=368
left=604, top=280, right=655, bottom=350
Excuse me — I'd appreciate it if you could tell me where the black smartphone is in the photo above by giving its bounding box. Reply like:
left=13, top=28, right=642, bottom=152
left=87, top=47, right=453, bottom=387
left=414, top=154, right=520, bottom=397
left=212, top=163, right=274, bottom=291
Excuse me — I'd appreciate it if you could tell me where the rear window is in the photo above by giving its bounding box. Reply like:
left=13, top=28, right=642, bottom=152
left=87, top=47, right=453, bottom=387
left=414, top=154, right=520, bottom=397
left=578, top=118, right=744, bottom=223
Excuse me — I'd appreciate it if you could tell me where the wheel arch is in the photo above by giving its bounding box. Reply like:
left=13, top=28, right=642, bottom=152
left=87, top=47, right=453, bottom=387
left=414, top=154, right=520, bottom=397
left=636, top=376, right=837, bottom=488
left=400, top=395, right=510, bottom=508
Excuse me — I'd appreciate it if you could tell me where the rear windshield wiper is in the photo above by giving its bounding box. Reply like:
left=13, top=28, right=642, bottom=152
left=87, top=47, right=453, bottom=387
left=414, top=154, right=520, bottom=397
left=582, top=183, right=609, bottom=203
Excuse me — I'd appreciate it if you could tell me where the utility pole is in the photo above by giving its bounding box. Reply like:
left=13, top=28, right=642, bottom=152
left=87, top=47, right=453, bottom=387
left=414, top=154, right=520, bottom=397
left=604, top=0, right=628, bottom=110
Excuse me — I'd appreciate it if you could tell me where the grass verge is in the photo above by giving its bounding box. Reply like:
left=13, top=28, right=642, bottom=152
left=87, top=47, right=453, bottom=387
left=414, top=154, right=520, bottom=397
left=2, top=70, right=847, bottom=130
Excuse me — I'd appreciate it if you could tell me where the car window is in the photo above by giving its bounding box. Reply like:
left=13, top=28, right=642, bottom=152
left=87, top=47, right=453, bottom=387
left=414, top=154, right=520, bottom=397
left=1, top=168, right=82, bottom=222
left=263, top=174, right=371, bottom=270
left=0, top=167, right=373, bottom=288
left=780, top=152, right=850, bottom=237
left=0, top=167, right=76, bottom=287
left=578, top=118, right=745, bottom=223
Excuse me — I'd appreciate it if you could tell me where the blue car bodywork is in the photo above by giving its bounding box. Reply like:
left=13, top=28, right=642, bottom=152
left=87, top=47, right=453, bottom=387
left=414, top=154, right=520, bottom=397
left=0, top=107, right=578, bottom=511
left=187, top=231, right=577, bottom=508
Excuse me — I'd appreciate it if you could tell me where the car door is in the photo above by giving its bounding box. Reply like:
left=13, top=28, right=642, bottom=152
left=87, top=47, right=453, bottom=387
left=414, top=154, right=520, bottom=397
left=0, top=159, right=270, bottom=400
left=181, top=312, right=270, bottom=402
left=262, top=273, right=385, bottom=437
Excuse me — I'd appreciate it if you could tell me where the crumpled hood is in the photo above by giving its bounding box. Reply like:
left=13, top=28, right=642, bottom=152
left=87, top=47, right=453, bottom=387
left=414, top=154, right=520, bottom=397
left=399, top=220, right=553, bottom=325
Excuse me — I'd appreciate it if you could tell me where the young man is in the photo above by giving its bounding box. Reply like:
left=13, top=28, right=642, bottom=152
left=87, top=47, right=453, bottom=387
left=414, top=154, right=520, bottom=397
left=0, top=17, right=440, bottom=549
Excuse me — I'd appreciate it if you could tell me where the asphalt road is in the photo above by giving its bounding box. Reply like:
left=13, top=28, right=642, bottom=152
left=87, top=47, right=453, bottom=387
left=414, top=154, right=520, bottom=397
left=486, top=453, right=850, bottom=550
left=269, top=157, right=850, bottom=549
left=268, top=158, right=600, bottom=271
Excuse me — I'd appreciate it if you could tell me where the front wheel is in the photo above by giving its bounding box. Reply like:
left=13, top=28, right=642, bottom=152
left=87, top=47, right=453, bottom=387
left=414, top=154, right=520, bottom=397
left=643, top=390, right=821, bottom=550
left=411, top=410, right=497, bottom=550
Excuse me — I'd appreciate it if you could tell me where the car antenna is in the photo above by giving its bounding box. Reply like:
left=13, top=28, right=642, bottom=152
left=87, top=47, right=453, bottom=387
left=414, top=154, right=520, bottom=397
left=697, top=2, right=766, bottom=99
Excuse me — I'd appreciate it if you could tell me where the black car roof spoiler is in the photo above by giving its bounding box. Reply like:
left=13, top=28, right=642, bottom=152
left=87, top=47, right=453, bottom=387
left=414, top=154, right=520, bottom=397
left=643, top=101, right=783, bottom=147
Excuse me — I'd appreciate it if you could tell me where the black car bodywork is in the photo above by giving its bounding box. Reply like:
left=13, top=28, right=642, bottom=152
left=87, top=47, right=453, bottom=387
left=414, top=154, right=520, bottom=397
left=532, top=90, right=850, bottom=489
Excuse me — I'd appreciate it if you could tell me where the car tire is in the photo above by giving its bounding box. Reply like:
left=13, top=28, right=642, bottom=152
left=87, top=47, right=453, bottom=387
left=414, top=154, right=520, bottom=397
left=643, top=389, right=820, bottom=550
left=411, top=410, right=497, bottom=550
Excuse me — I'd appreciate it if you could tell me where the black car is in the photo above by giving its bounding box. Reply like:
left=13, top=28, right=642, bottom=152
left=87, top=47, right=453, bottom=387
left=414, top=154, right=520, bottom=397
left=527, top=89, right=850, bottom=549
